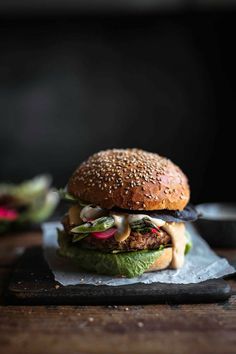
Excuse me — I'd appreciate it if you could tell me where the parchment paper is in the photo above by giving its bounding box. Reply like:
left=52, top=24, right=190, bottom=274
left=42, top=222, right=235, bottom=286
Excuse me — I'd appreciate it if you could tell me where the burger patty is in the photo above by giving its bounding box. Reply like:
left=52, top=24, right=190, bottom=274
left=80, top=230, right=171, bottom=252
left=62, top=215, right=171, bottom=251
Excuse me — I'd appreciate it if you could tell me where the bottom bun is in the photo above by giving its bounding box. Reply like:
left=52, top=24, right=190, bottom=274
left=146, top=247, right=173, bottom=272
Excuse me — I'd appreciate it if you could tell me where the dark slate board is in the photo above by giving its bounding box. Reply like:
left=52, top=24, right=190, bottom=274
left=5, top=247, right=231, bottom=305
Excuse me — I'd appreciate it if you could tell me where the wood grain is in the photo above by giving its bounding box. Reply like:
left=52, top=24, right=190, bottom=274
left=0, top=301, right=236, bottom=354
left=0, top=230, right=236, bottom=354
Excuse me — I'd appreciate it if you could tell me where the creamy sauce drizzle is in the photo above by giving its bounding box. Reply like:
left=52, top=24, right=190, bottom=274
left=127, top=214, right=165, bottom=227
left=80, top=205, right=186, bottom=268
left=112, top=214, right=125, bottom=228
left=162, top=223, right=186, bottom=269
left=80, top=205, right=104, bottom=221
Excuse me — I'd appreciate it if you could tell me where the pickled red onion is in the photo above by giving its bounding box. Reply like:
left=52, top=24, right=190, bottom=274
left=0, top=207, right=19, bottom=221
left=91, top=228, right=117, bottom=239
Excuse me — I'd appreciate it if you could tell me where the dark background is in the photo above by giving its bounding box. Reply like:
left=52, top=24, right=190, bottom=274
left=0, top=2, right=235, bottom=205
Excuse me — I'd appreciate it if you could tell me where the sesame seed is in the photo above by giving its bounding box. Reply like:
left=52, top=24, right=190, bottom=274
left=71, top=149, right=187, bottom=206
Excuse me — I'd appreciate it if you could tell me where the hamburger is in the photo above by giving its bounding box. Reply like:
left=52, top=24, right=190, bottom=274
left=58, top=149, right=197, bottom=278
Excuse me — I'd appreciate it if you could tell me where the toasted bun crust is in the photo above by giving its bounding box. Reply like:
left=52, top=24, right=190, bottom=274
left=68, top=149, right=190, bottom=211
left=146, top=247, right=173, bottom=272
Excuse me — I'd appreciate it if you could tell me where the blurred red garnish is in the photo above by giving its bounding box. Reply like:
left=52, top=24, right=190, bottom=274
left=0, top=207, right=19, bottom=221
left=151, top=228, right=159, bottom=234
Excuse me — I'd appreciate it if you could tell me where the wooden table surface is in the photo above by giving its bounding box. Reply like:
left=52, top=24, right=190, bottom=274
left=0, top=230, right=236, bottom=354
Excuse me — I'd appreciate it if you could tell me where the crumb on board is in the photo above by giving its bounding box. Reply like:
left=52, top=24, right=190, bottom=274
left=137, top=322, right=144, bottom=328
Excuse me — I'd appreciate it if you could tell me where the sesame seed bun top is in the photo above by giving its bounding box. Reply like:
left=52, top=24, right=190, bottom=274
left=67, top=148, right=190, bottom=211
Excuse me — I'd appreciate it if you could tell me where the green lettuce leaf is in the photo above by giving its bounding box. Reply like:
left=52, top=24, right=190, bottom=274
left=0, top=176, right=59, bottom=232
left=19, top=190, right=59, bottom=223
left=72, top=233, right=90, bottom=242
left=58, top=230, right=165, bottom=278
left=58, top=188, right=77, bottom=201
left=0, top=175, right=51, bottom=203
left=185, top=231, right=192, bottom=254
left=58, top=188, right=87, bottom=206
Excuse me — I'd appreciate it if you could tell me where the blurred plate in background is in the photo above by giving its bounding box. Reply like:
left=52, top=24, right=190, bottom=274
left=195, top=203, right=236, bottom=248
